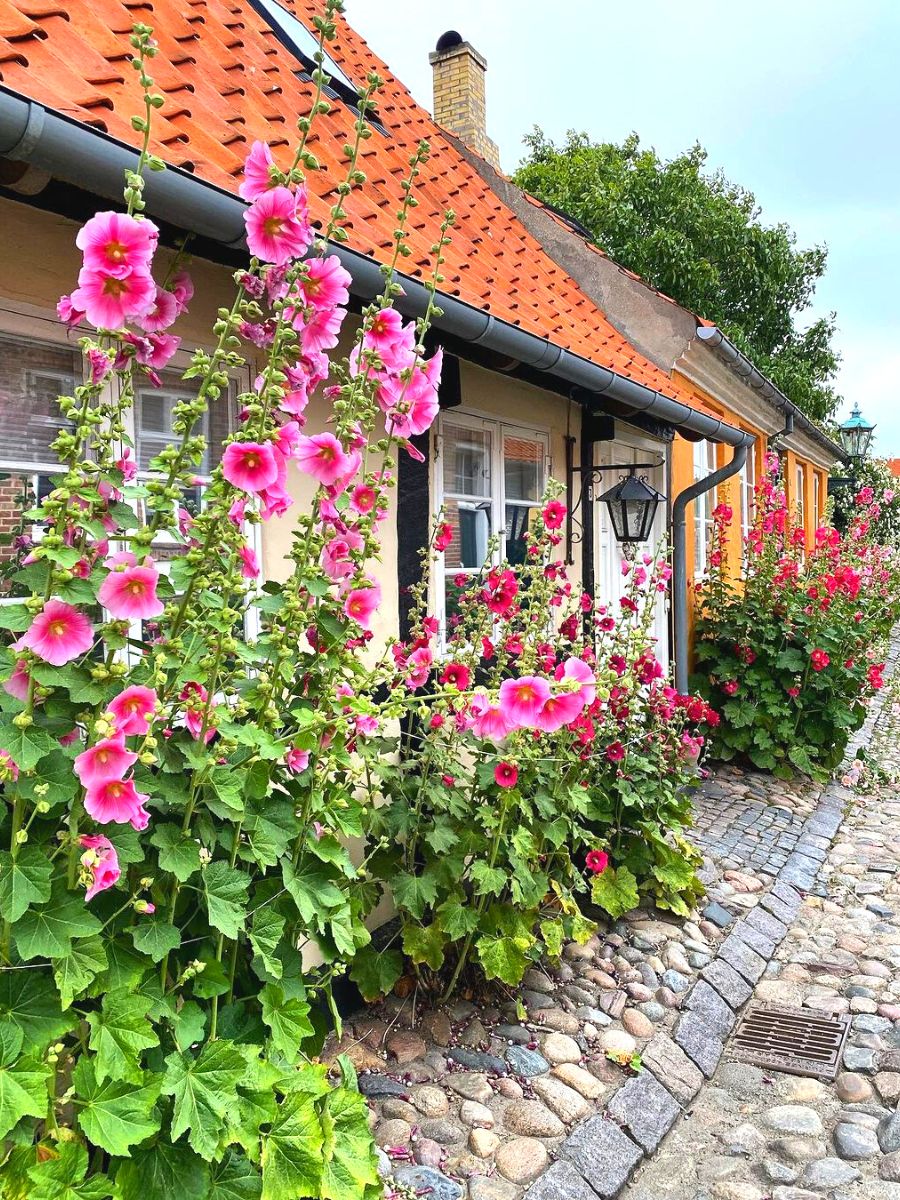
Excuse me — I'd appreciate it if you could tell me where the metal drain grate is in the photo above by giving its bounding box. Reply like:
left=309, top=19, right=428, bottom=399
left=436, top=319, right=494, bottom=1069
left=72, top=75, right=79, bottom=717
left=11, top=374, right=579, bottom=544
left=729, top=1002, right=851, bottom=1080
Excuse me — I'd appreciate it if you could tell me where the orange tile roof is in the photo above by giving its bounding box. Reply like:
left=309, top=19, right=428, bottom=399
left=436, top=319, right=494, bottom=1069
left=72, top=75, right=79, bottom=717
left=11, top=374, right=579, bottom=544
left=0, top=0, right=694, bottom=401
left=887, top=459, right=900, bottom=478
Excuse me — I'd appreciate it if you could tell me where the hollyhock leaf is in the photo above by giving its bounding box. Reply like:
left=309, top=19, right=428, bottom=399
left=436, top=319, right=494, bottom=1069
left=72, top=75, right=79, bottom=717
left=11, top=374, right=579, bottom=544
left=208, top=1151, right=262, bottom=1200
left=150, top=824, right=202, bottom=882
left=86, top=989, right=159, bottom=1084
left=202, top=862, right=250, bottom=940
left=206, top=768, right=245, bottom=817
left=475, top=933, right=531, bottom=986
left=0, top=846, right=53, bottom=923
left=540, top=918, right=565, bottom=960
left=0, top=723, right=55, bottom=771
left=320, top=1083, right=381, bottom=1199
left=0, top=1021, right=23, bottom=1065
left=590, top=865, right=640, bottom=919
left=72, top=1057, right=162, bottom=1157
left=348, top=945, right=403, bottom=1002
left=0, top=1054, right=50, bottom=1140
left=17, top=750, right=79, bottom=809
left=127, top=916, right=179, bottom=963
left=0, top=968, right=71, bottom=1049
left=27, top=1141, right=113, bottom=1200
left=0, top=605, right=31, bottom=631
left=402, top=922, right=446, bottom=972
left=13, top=883, right=103, bottom=961
left=306, top=834, right=355, bottom=878
left=436, top=898, right=479, bottom=940
left=54, top=935, right=107, bottom=1009
left=260, top=984, right=314, bottom=1059
left=249, top=907, right=286, bottom=981
left=115, top=1141, right=210, bottom=1200
left=243, top=797, right=296, bottom=868
left=281, top=860, right=343, bottom=922
left=102, top=823, right=144, bottom=867
left=423, top=818, right=459, bottom=854
left=163, top=1041, right=247, bottom=1161
left=31, top=665, right=108, bottom=705
left=390, top=871, right=438, bottom=920
left=469, top=861, right=506, bottom=898
left=260, top=1091, right=324, bottom=1200
left=190, top=957, right=231, bottom=1000
left=96, top=935, right=150, bottom=993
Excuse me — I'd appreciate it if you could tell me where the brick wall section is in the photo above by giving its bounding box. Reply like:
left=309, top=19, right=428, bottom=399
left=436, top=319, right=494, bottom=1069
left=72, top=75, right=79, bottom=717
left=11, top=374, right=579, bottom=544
left=429, top=40, right=501, bottom=169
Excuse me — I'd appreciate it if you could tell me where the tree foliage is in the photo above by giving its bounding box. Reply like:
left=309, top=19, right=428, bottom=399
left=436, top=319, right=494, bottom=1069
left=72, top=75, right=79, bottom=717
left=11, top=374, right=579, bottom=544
left=514, top=130, right=840, bottom=422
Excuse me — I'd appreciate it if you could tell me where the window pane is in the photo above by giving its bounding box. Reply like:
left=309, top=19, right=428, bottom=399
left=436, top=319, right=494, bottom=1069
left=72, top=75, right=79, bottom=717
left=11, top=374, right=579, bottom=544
left=503, top=434, right=543, bottom=502
left=138, top=393, right=167, bottom=434
left=505, top=504, right=537, bottom=565
left=136, top=373, right=231, bottom=476
left=442, top=424, right=491, bottom=498
left=0, top=335, right=79, bottom=467
left=441, top=498, right=490, bottom=569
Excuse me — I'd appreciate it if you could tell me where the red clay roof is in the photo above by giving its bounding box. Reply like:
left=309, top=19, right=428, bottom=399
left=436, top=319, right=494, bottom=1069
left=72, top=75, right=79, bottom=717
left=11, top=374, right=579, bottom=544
left=887, top=459, right=900, bottom=478
left=0, top=0, right=695, bottom=400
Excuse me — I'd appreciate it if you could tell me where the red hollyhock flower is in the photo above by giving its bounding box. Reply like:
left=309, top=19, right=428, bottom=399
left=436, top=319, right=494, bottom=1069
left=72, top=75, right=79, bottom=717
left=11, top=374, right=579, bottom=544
left=434, top=522, right=453, bottom=552
left=810, top=648, right=830, bottom=672
left=722, top=679, right=739, bottom=696
left=494, top=761, right=518, bottom=788
left=585, top=849, right=609, bottom=875
left=605, top=741, right=625, bottom=763
left=439, top=662, right=471, bottom=690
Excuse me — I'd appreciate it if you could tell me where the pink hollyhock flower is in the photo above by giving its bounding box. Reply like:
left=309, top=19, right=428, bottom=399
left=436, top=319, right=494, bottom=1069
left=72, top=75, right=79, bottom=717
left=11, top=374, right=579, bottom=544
left=810, top=648, right=830, bottom=672
left=343, top=582, right=381, bottom=631
left=76, top=211, right=158, bottom=277
left=285, top=747, right=310, bottom=773
left=239, top=140, right=278, bottom=200
left=498, top=676, right=552, bottom=729
left=494, top=761, right=519, bottom=788
left=439, top=662, right=471, bottom=691
left=109, top=685, right=157, bottom=736
left=355, top=714, right=379, bottom=736
left=535, top=691, right=583, bottom=733
left=59, top=728, right=80, bottom=748
left=117, top=448, right=137, bottom=482
left=350, top=484, right=377, bottom=515
left=3, top=659, right=30, bottom=701
left=139, top=285, right=178, bottom=333
left=556, top=657, right=596, bottom=706
left=542, top=499, right=566, bottom=530
left=363, top=307, right=404, bottom=355
left=470, top=692, right=514, bottom=742
left=382, top=375, right=440, bottom=439
left=71, top=266, right=156, bottom=330
left=135, top=331, right=181, bottom=371
left=605, top=741, right=625, bottom=763
left=170, top=269, right=194, bottom=314
left=98, top=561, right=164, bottom=620
left=434, top=522, right=453, bottom=553
left=299, top=304, right=346, bottom=355
left=404, top=646, right=433, bottom=690
left=296, top=433, right=351, bottom=487
left=74, top=735, right=138, bottom=788
left=222, top=441, right=279, bottom=494
left=84, top=777, right=150, bottom=830
left=79, top=834, right=121, bottom=902
left=585, top=849, right=609, bottom=875
left=299, top=255, right=351, bottom=310
left=239, top=545, right=260, bottom=579
left=787, top=685, right=801, bottom=698
left=0, top=750, right=19, bottom=781
left=244, top=186, right=312, bottom=265
left=57, top=294, right=85, bottom=327
left=228, top=496, right=248, bottom=526
left=87, top=347, right=112, bottom=385
left=18, top=599, right=93, bottom=666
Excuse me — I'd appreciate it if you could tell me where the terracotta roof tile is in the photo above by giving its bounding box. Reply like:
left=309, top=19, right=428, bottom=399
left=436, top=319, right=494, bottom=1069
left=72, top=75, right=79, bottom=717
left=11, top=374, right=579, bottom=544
left=0, top=0, right=702, bottom=402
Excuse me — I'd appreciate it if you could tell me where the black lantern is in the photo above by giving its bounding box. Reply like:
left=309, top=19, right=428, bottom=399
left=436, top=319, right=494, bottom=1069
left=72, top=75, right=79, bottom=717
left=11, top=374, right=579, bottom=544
left=837, top=403, right=876, bottom=460
left=598, top=468, right=664, bottom=544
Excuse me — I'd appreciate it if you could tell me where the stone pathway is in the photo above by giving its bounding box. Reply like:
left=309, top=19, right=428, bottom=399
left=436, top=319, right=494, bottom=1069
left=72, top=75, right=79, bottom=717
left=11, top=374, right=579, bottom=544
left=345, top=643, right=899, bottom=1200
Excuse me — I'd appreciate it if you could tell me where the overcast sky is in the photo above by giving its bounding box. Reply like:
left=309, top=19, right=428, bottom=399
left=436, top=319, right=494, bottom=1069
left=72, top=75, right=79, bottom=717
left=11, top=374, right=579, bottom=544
left=346, top=0, right=900, bottom=456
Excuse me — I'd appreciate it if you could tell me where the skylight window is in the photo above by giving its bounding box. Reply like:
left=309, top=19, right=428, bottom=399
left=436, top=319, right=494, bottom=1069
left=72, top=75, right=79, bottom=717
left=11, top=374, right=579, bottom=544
left=249, top=0, right=363, bottom=108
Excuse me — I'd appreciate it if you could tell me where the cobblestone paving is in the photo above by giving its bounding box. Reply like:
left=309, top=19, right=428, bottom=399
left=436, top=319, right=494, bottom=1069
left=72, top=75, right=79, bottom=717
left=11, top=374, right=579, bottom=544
left=619, top=685, right=900, bottom=1200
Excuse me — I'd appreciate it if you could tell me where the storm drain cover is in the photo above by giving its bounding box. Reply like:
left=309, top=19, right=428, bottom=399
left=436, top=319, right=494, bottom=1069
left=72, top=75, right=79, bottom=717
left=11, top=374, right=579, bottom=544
left=729, top=1002, right=851, bottom=1080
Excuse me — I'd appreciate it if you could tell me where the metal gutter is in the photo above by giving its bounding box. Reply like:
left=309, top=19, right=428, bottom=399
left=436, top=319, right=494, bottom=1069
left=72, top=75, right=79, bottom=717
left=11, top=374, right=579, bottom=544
left=696, top=326, right=847, bottom=464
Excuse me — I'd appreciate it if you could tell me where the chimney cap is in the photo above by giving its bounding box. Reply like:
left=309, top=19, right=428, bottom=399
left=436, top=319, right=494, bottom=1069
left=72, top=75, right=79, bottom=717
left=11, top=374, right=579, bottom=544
left=435, top=30, right=464, bottom=52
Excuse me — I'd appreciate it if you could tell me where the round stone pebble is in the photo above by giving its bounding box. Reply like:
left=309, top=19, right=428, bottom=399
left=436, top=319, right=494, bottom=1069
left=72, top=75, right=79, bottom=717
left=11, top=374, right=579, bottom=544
left=765, top=1106, right=824, bottom=1137
left=503, top=1099, right=564, bottom=1138
left=469, top=1128, right=500, bottom=1158
left=835, top=1071, right=873, bottom=1103
left=412, top=1085, right=450, bottom=1117
left=622, top=1008, right=654, bottom=1038
left=494, top=1136, right=550, bottom=1184
left=540, top=1032, right=581, bottom=1064
left=468, top=1176, right=520, bottom=1200
left=550, top=1062, right=606, bottom=1099
left=600, top=1028, right=637, bottom=1057
left=832, top=1121, right=880, bottom=1159
left=376, top=1118, right=412, bottom=1146
left=460, top=1100, right=494, bottom=1128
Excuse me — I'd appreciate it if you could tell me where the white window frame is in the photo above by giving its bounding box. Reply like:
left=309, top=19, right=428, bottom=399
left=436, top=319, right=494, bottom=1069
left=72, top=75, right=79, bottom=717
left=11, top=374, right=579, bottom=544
left=739, top=445, right=756, bottom=540
left=432, top=410, right=550, bottom=649
left=693, top=439, right=718, bottom=579
left=813, top=471, right=821, bottom=525
left=795, top=463, right=806, bottom=529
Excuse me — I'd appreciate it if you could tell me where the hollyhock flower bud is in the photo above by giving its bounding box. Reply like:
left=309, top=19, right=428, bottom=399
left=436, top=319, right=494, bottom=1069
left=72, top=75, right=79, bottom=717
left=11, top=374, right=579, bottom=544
left=170, top=269, right=194, bottom=314
left=239, top=545, right=261, bottom=579
left=108, top=686, right=157, bottom=737
left=0, top=750, right=19, bottom=782
left=17, top=600, right=93, bottom=666
left=3, top=659, right=30, bottom=702
left=79, top=834, right=121, bottom=901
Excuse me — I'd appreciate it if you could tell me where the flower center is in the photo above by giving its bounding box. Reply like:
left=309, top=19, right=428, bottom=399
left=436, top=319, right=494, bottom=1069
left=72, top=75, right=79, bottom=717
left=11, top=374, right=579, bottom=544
left=245, top=453, right=260, bottom=469
left=102, top=277, right=128, bottom=297
left=49, top=620, right=67, bottom=637
left=263, top=216, right=285, bottom=237
left=106, top=240, right=127, bottom=261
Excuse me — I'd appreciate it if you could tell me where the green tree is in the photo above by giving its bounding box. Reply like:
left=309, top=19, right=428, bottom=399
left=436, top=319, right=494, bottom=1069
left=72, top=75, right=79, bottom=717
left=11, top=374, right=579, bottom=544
left=514, top=131, right=840, bottom=423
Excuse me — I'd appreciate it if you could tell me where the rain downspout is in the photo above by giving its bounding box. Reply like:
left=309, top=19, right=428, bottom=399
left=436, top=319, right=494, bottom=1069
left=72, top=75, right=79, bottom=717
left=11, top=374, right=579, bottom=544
left=671, top=440, right=752, bottom=693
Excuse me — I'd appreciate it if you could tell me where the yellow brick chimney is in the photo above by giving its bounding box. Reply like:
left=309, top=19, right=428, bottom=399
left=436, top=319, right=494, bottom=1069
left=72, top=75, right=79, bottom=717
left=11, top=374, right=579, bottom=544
left=429, top=31, right=501, bottom=169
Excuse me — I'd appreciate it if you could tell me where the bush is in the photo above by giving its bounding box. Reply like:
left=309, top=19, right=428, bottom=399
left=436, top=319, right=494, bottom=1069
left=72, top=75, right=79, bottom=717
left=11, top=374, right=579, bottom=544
left=693, top=452, right=900, bottom=779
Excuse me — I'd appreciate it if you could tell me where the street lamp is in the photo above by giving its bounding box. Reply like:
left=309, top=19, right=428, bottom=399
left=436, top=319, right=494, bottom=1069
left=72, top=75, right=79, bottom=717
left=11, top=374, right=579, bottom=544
left=837, top=403, right=876, bottom=461
left=598, top=468, right=665, bottom=545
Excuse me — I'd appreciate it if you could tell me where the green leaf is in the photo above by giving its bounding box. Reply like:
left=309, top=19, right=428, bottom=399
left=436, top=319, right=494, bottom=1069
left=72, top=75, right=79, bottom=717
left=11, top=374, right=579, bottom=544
left=0, top=604, right=31, bottom=631
left=162, top=1040, right=247, bottom=1161
left=209, top=1152, right=262, bottom=1200
left=282, top=860, right=343, bottom=923
left=27, top=1141, right=113, bottom=1200
left=86, top=989, right=159, bottom=1084
left=320, top=1083, right=381, bottom=1198
left=591, top=865, right=640, bottom=919
left=130, top=919, right=181, bottom=964
left=475, top=933, right=531, bottom=986
left=469, top=861, right=506, bottom=898
left=98, top=936, right=150, bottom=992
left=13, top=882, right=102, bottom=960
left=243, top=797, right=296, bottom=868
left=0, top=722, right=56, bottom=771
left=115, top=1141, right=210, bottom=1200
left=17, top=750, right=79, bottom=808
left=249, top=907, right=285, bottom=981
left=0, top=968, right=72, bottom=1049
left=402, top=922, right=446, bottom=972
left=390, top=871, right=437, bottom=920
left=202, top=862, right=249, bottom=941
left=0, top=1054, right=51, bottom=1139
left=260, top=984, right=314, bottom=1060
left=0, top=845, right=52, bottom=923
left=260, top=1091, right=323, bottom=1200
left=348, top=945, right=403, bottom=1001
left=436, top=898, right=479, bottom=940
left=72, top=1057, right=161, bottom=1156
left=150, top=825, right=202, bottom=882
left=54, top=935, right=107, bottom=1009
